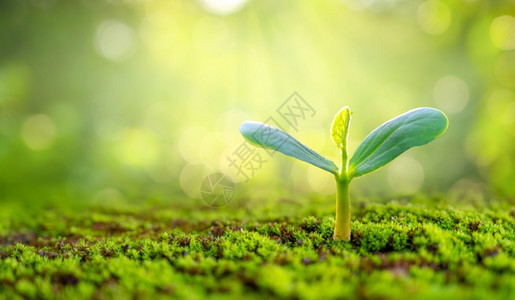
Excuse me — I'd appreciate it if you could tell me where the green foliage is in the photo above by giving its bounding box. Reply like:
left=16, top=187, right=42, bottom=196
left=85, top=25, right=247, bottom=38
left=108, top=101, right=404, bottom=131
left=0, top=203, right=513, bottom=299
left=348, top=107, right=448, bottom=178
left=239, top=121, right=338, bottom=174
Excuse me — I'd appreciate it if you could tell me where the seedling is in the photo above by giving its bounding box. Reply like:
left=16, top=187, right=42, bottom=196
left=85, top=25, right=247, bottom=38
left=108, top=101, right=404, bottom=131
left=239, top=107, right=448, bottom=241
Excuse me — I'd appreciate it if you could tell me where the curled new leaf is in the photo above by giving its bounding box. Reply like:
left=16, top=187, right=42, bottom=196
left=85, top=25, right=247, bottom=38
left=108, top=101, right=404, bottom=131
left=330, top=106, right=352, bottom=169
left=348, top=107, right=448, bottom=178
left=240, top=121, right=338, bottom=174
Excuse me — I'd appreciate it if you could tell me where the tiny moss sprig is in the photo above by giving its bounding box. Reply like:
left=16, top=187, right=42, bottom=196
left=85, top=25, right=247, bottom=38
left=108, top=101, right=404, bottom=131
left=239, top=107, right=448, bottom=241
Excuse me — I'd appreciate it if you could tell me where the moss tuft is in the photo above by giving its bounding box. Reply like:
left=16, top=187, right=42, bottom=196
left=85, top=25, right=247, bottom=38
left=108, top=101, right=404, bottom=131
left=0, top=202, right=513, bottom=299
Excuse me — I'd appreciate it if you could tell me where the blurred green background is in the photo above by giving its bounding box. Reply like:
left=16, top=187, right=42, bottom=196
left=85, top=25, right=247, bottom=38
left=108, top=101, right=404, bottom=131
left=0, top=0, right=514, bottom=208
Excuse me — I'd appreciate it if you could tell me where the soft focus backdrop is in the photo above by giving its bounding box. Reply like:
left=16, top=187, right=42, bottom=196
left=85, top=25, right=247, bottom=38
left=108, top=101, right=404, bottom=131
left=0, top=0, right=514, bottom=208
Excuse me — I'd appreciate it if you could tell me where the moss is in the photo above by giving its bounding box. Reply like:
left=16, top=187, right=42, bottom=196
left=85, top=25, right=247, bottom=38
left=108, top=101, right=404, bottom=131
left=0, top=202, right=513, bottom=299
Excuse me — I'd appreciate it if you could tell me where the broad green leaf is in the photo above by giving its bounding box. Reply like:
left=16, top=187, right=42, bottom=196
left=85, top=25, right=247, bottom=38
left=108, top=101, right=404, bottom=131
left=240, top=121, right=338, bottom=174
left=330, top=106, right=352, bottom=163
left=348, top=107, right=448, bottom=178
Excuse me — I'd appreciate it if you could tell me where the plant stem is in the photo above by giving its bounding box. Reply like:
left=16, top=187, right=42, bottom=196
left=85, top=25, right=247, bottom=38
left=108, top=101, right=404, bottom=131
left=334, top=177, right=351, bottom=241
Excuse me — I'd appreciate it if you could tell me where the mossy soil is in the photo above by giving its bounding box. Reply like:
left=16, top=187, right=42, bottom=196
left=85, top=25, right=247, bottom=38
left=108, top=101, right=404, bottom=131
left=0, top=197, right=513, bottom=300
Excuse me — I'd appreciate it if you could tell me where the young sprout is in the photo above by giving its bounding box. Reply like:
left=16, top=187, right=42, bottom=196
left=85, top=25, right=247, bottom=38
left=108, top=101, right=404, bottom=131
left=239, top=107, right=448, bottom=241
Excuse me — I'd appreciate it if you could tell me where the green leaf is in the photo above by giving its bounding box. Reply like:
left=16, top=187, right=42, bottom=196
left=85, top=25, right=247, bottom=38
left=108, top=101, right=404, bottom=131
left=330, top=106, right=352, bottom=165
left=240, top=121, right=338, bottom=175
left=348, top=107, right=448, bottom=178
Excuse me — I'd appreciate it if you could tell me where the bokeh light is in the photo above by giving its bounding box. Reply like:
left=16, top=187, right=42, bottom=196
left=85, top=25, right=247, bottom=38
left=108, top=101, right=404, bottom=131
left=94, top=20, right=136, bottom=61
left=433, top=76, right=469, bottom=114
left=495, top=52, right=515, bottom=87
left=417, top=0, right=451, bottom=35
left=199, top=0, right=249, bottom=15
left=180, top=163, right=207, bottom=199
left=1, top=0, right=514, bottom=204
left=490, top=15, right=515, bottom=51
left=115, top=128, right=160, bottom=167
left=387, top=156, right=425, bottom=195
left=179, top=126, right=210, bottom=165
left=21, top=114, right=56, bottom=151
left=307, top=166, right=335, bottom=195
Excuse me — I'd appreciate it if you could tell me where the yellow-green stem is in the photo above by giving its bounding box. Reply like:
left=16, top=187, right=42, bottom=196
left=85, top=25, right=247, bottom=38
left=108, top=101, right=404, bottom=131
left=333, top=177, right=351, bottom=241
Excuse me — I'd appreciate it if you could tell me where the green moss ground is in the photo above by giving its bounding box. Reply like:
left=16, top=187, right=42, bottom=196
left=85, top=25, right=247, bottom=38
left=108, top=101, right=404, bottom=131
left=0, top=199, right=514, bottom=299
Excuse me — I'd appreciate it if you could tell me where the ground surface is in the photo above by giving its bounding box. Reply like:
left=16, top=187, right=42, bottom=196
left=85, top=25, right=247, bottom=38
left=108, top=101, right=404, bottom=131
left=0, top=198, right=514, bottom=300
